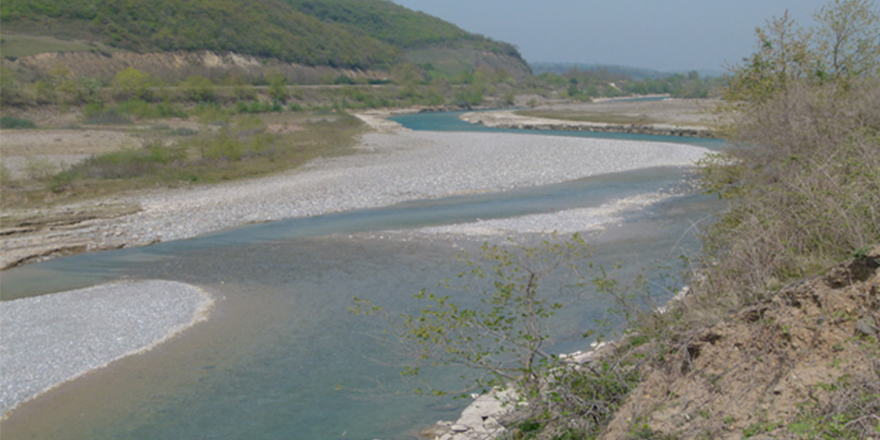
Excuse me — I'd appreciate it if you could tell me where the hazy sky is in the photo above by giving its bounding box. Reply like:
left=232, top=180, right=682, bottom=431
left=391, top=0, right=833, bottom=72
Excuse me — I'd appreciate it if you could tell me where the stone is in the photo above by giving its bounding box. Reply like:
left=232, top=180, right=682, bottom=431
left=451, top=424, right=469, bottom=432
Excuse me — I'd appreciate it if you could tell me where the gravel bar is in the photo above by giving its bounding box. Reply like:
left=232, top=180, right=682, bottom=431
left=112, top=131, right=711, bottom=243
left=1, top=130, right=711, bottom=269
left=0, top=280, right=213, bottom=415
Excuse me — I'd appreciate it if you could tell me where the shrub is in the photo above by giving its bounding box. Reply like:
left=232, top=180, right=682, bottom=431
left=181, top=75, right=216, bottom=102
left=82, top=103, right=131, bottom=125
left=698, top=80, right=880, bottom=305
left=0, top=115, right=36, bottom=129
left=73, top=143, right=185, bottom=179
left=24, top=157, right=58, bottom=181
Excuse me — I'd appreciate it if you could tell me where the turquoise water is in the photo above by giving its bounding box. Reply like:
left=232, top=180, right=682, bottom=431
left=390, top=111, right=724, bottom=149
left=603, top=96, right=669, bottom=103
left=0, top=112, right=724, bottom=439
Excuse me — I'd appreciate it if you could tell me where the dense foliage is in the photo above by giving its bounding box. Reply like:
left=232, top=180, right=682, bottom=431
left=0, top=0, right=403, bottom=68
left=284, top=0, right=523, bottom=57
left=0, top=0, right=525, bottom=70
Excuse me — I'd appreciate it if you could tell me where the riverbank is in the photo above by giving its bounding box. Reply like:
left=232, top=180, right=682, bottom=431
left=1, top=114, right=711, bottom=271
left=0, top=280, right=213, bottom=417
left=461, top=109, right=715, bottom=138
left=460, top=98, right=720, bottom=138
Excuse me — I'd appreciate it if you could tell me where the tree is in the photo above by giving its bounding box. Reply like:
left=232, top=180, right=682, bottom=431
left=724, top=10, right=814, bottom=103
left=114, top=67, right=152, bottom=100
left=352, top=235, right=595, bottom=407
left=180, top=75, right=216, bottom=102
left=725, top=0, right=880, bottom=103
left=266, top=69, right=288, bottom=102
left=813, top=0, right=880, bottom=79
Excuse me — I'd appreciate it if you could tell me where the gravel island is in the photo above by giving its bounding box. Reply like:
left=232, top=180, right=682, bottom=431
left=0, top=280, right=213, bottom=416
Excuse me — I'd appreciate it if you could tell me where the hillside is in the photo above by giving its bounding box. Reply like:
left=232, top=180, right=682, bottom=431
left=0, top=0, right=400, bottom=69
left=0, top=0, right=528, bottom=75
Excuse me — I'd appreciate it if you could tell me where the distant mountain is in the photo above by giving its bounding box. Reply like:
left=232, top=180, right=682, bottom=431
left=531, top=62, right=725, bottom=79
left=531, top=62, right=667, bottom=80
left=0, top=0, right=526, bottom=73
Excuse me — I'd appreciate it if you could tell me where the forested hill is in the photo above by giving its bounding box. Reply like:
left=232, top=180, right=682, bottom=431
left=0, top=0, right=523, bottom=70
left=284, top=0, right=522, bottom=57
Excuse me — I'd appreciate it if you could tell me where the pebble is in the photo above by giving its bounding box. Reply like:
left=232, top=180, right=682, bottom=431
left=0, top=280, right=212, bottom=415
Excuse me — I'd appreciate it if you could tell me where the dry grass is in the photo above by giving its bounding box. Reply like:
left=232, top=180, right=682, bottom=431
left=0, top=111, right=366, bottom=209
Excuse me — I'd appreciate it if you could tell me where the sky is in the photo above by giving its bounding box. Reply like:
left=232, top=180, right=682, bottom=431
left=390, top=0, right=833, bottom=73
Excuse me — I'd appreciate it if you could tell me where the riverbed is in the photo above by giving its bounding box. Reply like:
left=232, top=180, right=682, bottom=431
left=0, top=112, right=724, bottom=439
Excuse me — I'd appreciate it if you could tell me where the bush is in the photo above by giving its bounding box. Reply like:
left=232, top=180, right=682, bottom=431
left=82, top=104, right=131, bottom=125
left=698, top=80, right=880, bottom=304
left=181, top=75, right=216, bottom=102
left=73, top=143, right=185, bottom=179
left=24, top=157, right=58, bottom=181
left=0, top=115, right=36, bottom=129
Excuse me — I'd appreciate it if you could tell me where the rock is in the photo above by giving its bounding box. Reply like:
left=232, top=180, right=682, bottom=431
left=451, top=424, right=469, bottom=432
left=855, top=318, right=877, bottom=337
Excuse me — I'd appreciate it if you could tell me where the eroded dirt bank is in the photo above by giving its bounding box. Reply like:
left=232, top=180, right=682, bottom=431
left=600, top=246, right=880, bottom=440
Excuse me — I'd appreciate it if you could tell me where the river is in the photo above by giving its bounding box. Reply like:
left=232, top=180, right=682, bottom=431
left=0, top=111, right=725, bottom=439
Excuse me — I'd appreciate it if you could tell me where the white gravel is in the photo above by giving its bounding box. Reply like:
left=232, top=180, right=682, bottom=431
left=1, top=130, right=712, bottom=269
left=411, top=192, right=670, bottom=237
left=110, top=131, right=711, bottom=245
left=0, top=280, right=212, bottom=415
left=0, top=129, right=710, bottom=417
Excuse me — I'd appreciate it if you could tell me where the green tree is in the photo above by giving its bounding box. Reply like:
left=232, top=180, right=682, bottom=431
left=813, top=0, right=880, bottom=80
left=266, top=69, right=289, bottom=102
left=724, top=10, right=814, bottom=103
left=352, top=235, right=595, bottom=407
left=181, top=75, right=216, bottom=102
left=114, top=67, right=152, bottom=100
left=725, top=0, right=880, bottom=103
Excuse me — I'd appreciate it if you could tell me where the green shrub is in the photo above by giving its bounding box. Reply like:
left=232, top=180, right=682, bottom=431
left=181, top=75, right=216, bottom=102
left=73, top=143, right=185, bottom=179
left=82, top=104, right=131, bottom=125
left=116, top=99, right=161, bottom=119
left=0, top=115, right=36, bottom=129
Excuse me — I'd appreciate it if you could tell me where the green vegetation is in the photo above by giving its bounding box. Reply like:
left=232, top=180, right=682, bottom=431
left=351, top=1, right=879, bottom=438
left=0, top=115, right=36, bottom=128
left=699, top=0, right=880, bottom=304
left=0, top=33, right=119, bottom=59
left=285, top=0, right=483, bottom=49
left=352, top=235, right=654, bottom=438
left=353, top=236, right=596, bottom=400
left=0, top=0, right=524, bottom=72
left=1, top=0, right=400, bottom=69
left=536, top=67, right=724, bottom=100
left=1, top=110, right=366, bottom=208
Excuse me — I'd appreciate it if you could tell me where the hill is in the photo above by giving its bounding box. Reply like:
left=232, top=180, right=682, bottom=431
left=0, top=0, right=528, bottom=75
left=0, top=0, right=400, bottom=69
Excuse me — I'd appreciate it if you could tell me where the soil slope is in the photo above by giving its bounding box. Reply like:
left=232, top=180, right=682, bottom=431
left=601, top=246, right=880, bottom=440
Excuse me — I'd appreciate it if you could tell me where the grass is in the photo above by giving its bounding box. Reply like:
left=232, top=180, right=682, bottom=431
left=0, top=115, right=36, bottom=128
left=1, top=109, right=367, bottom=209
left=0, top=33, right=118, bottom=59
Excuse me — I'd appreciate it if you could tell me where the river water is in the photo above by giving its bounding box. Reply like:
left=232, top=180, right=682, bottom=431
left=0, top=112, right=725, bottom=439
